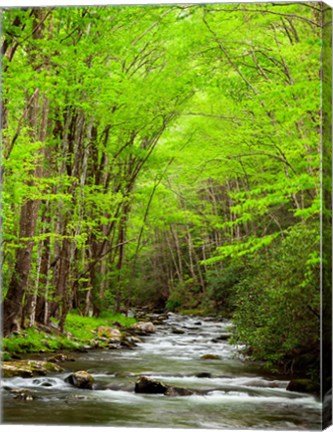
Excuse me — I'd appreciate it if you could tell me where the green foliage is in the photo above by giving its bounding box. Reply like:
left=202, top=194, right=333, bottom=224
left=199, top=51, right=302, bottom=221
left=165, top=299, right=182, bottom=312
left=166, top=278, right=202, bottom=312
left=204, top=261, right=244, bottom=313
left=232, top=223, right=320, bottom=376
left=2, top=4, right=324, bottom=380
left=2, top=327, right=76, bottom=354
left=3, top=311, right=137, bottom=356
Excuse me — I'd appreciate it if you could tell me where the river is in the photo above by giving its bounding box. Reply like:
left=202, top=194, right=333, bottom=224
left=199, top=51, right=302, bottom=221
left=2, top=313, right=321, bottom=429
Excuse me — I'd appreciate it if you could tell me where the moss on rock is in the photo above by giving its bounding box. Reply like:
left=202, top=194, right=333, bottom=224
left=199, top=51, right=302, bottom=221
left=2, top=360, right=64, bottom=378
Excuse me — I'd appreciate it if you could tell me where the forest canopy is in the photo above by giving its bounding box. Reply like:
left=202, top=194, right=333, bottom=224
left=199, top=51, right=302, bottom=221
left=1, top=2, right=330, bottom=379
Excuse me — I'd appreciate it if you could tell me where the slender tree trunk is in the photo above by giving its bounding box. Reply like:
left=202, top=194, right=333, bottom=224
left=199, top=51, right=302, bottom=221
left=3, top=197, right=40, bottom=335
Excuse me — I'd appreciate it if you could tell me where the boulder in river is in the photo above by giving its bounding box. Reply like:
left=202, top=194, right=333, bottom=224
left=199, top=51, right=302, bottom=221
left=171, top=327, right=185, bottom=335
left=135, top=376, right=168, bottom=394
left=2, top=360, right=64, bottom=378
left=135, top=376, right=195, bottom=397
left=286, top=379, right=319, bottom=394
left=195, top=372, right=212, bottom=378
left=131, top=322, right=156, bottom=335
left=65, top=371, right=94, bottom=390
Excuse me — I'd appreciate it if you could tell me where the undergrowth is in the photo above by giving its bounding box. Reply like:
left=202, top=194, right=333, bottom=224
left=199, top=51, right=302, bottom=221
left=2, top=311, right=137, bottom=359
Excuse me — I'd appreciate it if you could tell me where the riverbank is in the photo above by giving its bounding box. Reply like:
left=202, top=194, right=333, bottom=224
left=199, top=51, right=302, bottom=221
left=2, top=311, right=138, bottom=361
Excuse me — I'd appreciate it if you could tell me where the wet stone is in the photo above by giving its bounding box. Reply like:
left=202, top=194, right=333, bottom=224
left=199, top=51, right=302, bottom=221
left=171, top=327, right=185, bottom=335
left=65, top=371, right=94, bottom=390
left=135, top=376, right=167, bottom=394
left=11, top=389, right=37, bottom=401
left=165, top=386, right=194, bottom=397
left=195, top=372, right=212, bottom=378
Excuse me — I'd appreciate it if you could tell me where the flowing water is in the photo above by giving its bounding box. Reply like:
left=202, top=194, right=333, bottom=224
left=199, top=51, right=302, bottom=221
left=2, top=314, right=321, bottom=429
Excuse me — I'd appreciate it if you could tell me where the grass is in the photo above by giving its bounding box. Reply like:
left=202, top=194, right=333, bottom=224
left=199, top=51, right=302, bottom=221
left=65, top=310, right=136, bottom=342
left=2, top=310, right=137, bottom=359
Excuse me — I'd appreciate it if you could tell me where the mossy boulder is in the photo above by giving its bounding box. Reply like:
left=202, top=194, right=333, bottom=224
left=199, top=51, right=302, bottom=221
left=65, top=370, right=94, bottom=390
left=286, top=379, right=319, bottom=394
left=2, top=360, right=64, bottom=378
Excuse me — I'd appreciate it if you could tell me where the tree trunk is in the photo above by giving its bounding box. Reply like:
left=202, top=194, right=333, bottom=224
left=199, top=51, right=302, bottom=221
left=3, top=198, right=40, bottom=335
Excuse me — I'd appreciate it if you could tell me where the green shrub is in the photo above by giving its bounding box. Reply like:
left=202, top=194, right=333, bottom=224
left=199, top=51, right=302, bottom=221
left=205, top=260, right=244, bottom=314
left=232, top=223, right=320, bottom=378
left=166, top=299, right=181, bottom=311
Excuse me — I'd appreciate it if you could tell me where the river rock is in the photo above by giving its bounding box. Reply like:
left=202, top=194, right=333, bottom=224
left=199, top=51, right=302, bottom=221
left=286, top=379, right=319, bottom=394
left=212, top=333, right=232, bottom=342
left=150, top=315, right=168, bottom=325
left=10, top=389, right=37, bottom=401
left=196, top=372, right=212, bottom=378
left=121, top=339, right=135, bottom=349
left=135, top=376, right=167, bottom=394
left=171, top=327, right=185, bottom=335
left=2, top=360, right=64, bottom=378
left=135, top=376, right=195, bottom=397
left=108, top=343, right=122, bottom=350
left=121, top=335, right=142, bottom=349
left=47, top=353, right=75, bottom=363
left=131, top=322, right=156, bottom=335
left=200, top=354, right=221, bottom=360
left=65, top=371, right=94, bottom=390
left=165, top=386, right=194, bottom=396
left=97, top=326, right=122, bottom=342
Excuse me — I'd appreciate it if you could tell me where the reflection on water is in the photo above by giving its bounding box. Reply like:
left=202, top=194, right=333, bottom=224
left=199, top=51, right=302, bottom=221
left=2, top=314, right=321, bottom=429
